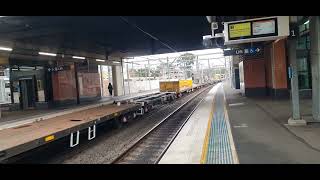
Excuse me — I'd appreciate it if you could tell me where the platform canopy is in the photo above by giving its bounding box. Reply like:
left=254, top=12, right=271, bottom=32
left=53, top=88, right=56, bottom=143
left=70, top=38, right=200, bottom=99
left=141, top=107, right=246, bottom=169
left=0, top=16, right=270, bottom=60
left=0, top=16, right=213, bottom=58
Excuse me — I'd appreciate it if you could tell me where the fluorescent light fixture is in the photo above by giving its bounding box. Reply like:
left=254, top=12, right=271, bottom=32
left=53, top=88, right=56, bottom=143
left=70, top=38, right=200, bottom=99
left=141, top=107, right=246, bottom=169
left=203, top=35, right=212, bottom=40
left=0, top=47, right=12, bottom=51
left=113, top=61, right=121, bottom=64
left=96, top=59, right=105, bottom=62
left=39, top=52, right=57, bottom=56
left=304, top=20, right=310, bottom=25
left=72, top=56, right=85, bottom=59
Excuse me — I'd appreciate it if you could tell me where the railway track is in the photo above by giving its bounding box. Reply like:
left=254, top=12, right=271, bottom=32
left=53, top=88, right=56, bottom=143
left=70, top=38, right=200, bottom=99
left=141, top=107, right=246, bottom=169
left=6, top=85, right=212, bottom=164
left=112, top=86, right=211, bottom=164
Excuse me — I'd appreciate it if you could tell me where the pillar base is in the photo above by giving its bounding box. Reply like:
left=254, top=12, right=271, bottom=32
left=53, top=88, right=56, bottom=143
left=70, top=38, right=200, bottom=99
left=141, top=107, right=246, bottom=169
left=288, top=118, right=307, bottom=126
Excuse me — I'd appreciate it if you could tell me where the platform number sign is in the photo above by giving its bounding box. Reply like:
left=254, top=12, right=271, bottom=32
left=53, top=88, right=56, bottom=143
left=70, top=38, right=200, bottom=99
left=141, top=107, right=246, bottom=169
left=289, top=24, right=298, bottom=39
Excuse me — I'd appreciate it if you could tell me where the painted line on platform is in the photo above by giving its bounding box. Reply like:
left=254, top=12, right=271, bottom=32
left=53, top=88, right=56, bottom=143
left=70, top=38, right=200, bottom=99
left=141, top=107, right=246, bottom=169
left=200, top=96, right=215, bottom=164
left=222, top=84, right=239, bottom=164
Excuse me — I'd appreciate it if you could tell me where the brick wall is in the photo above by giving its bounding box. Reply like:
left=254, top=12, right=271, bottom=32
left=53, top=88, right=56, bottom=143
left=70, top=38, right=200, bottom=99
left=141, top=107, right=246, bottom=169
left=243, top=56, right=266, bottom=88
left=273, top=39, right=288, bottom=89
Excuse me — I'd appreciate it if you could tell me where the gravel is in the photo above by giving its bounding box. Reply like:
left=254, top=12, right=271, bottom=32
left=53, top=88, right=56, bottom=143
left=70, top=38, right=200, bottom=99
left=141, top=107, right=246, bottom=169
left=42, top=87, right=212, bottom=164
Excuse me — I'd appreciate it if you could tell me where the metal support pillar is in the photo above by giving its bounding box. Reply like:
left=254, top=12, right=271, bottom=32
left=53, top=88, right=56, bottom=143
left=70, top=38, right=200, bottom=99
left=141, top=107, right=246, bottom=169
left=310, top=16, right=320, bottom=122
left=112, top=63, right=124, bottom=97
left=99, top=65, right=104, bottom=97
left=288, top=31, right=306, bottom=125
left=167, top=57, right=169, bottom=79
left=126, top=63, right=131, bottom=94
left=148, top=60, right=151, bottom=90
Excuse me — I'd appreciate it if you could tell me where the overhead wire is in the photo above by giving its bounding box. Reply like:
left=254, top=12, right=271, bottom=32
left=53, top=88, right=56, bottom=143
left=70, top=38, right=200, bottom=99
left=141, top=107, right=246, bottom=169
left=119, top=16, right=182, bottom=55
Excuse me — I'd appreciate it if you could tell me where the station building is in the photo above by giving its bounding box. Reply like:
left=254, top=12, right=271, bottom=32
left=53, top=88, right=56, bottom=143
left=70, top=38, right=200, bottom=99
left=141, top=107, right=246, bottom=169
left=0, top=51, right=122, bottom=111
left=230, top=16, right=312, bottom=99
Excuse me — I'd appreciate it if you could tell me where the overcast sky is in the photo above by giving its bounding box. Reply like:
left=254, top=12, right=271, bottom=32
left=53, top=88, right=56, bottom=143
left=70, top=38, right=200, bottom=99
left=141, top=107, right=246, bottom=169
left=124, top=48, right=227, bottom=69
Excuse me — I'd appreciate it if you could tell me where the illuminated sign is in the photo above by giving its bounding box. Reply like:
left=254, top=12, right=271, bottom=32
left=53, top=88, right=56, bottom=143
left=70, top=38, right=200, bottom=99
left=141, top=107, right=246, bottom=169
left=228, top=18, right=278, bottom=41
left=229, top=22, right=251, bottom=39
left=224, top=16, right=289, bottom=45
left=252, top=19, right=276, bottom=36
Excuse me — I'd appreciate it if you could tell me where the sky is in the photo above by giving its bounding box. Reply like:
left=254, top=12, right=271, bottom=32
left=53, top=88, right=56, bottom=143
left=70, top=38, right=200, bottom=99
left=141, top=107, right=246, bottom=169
left=124, top=48, right=227, bottom=69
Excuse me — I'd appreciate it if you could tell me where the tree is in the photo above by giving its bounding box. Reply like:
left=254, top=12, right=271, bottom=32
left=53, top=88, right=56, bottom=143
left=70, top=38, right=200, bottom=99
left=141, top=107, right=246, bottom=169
left=176, top=53, right=196, bottom=78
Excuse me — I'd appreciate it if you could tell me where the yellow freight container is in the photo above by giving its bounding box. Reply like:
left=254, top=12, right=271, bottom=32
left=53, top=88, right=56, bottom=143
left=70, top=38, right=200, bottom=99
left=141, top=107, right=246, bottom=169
left=159, top=79, right=193, bottom=93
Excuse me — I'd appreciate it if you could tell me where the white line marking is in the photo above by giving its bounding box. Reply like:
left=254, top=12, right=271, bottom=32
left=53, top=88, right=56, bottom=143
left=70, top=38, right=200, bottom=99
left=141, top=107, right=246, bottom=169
left=222, top=84, right=240, bottom=164
left=233, top=124, right=248, bottom=128
left=229, top=102, right=245, bottom=107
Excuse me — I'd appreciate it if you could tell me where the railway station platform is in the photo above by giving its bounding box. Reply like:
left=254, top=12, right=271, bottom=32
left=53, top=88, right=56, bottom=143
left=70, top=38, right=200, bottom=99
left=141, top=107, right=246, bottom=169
left=159, top=83, right=239, bottom=164
left=160, top=81, right=320, bottom=164
left=0, top=89, right=159, bottom=130
left=223, top=81, right=320, bottom=163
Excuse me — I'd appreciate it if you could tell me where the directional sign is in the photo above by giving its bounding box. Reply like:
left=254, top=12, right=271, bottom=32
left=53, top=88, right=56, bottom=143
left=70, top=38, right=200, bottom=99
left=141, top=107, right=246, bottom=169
left=47, top=65, right=70, bottom=72
left=223, top=47, right=262, bottom=56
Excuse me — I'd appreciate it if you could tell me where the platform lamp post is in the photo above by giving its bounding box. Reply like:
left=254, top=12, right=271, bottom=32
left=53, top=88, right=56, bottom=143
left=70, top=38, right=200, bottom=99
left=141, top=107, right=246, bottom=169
left=288, top=16, right=306, bottom=126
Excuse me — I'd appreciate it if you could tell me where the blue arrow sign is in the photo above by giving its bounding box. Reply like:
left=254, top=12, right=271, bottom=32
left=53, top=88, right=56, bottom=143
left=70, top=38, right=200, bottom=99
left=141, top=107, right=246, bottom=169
left=224, top=47, right=262, bottom=56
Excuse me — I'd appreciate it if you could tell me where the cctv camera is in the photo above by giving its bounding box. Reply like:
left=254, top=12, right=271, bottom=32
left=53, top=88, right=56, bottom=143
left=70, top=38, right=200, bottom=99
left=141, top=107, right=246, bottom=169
left=212, top=37, right=225, bottom=48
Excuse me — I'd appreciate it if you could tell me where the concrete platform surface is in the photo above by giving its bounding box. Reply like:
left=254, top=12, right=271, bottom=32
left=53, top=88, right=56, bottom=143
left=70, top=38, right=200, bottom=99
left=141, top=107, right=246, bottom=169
left=224, top=81, right=320, bottom=163
left=0, top=103, right=137, bottom=151
left=159, top=83, right=238, bottom=164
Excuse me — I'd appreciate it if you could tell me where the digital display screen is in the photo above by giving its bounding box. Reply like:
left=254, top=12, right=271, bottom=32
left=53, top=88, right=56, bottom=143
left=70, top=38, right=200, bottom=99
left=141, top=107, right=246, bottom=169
left=252, top=19, right=276, bottom=36
left=229, top=22, right=251, bottom=39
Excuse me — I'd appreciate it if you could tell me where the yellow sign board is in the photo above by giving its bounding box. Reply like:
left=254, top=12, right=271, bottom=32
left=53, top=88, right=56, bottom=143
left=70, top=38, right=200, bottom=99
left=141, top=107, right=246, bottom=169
left=45, top=135, right=55, bottom=142
left=229, top=22, right=251, bottom=39
left=0, top=55, right=9, bottom=65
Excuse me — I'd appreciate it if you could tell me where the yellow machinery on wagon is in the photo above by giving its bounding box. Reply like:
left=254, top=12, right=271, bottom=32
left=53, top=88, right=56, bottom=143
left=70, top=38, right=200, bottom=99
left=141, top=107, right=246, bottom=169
left=159, top=79, right=193, bottom=94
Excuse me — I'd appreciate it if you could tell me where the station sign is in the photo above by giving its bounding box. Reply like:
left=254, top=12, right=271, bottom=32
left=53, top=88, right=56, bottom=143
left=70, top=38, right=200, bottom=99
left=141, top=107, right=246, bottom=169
left=229, top=22, right=252, bottom=40
left=228, top=18, right=278, bottom=41
left=288, top=23, right=299, bottom=40
left=223, top=47, right=262, bottom=56
left=224, top=16, right=289, bottom=45
left=47, top=65, right=70, bottom=72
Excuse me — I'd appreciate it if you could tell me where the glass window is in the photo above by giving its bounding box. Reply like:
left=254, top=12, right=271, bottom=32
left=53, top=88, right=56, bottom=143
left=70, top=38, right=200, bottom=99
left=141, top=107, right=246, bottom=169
left=0, top=55, right=11, bottom=104
left=0, top=66, right=11, bottom=103
left=77, top=63, right=101, bottom=100
left=297, top=57, right=311, bottom=89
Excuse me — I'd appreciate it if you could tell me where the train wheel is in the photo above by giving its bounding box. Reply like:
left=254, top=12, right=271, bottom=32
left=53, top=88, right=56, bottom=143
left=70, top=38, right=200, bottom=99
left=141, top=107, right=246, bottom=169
left=113, top=118, right=123, bottom=129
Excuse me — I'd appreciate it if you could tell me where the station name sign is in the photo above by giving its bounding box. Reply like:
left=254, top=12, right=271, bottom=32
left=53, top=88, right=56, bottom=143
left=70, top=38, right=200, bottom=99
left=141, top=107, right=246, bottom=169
left=47, top=65, right=70, bottom=72
left=223, top=47, right=262, bottom=56
left=228, top=18, right=278, bottom=41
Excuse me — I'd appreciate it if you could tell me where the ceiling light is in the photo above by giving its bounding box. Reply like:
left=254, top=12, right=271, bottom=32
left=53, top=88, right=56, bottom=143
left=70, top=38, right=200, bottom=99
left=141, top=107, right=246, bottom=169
left=113, top=61, right=121, bottom=64
left=304, top=20, right=310, bottom=25
left=39, top=52, right=57, bottom=56
left=72, top=56, right=85, bottom=60
left=96, top=59, right=105, bottom=62
left=0, top=47, right=12, bottom=51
